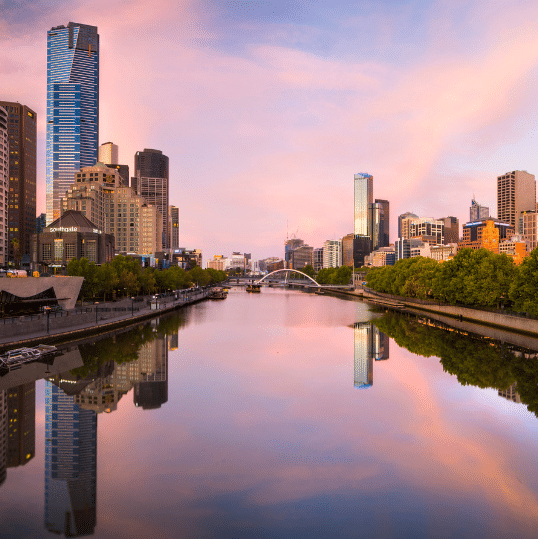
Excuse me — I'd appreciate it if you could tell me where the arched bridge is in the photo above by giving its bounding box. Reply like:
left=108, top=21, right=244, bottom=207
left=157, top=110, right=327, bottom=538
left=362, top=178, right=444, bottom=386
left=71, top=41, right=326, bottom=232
left=255, top=269, right=320, bottom=287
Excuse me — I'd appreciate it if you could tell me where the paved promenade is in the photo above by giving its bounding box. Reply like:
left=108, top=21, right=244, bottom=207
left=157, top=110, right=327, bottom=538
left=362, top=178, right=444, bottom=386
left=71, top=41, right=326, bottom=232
left=0, top=289, right=210, bottom=350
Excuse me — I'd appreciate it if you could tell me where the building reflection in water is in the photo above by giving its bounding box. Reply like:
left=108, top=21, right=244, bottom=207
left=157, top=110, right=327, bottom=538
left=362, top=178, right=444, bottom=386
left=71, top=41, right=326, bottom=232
left=353, top=322, right=390, bottom=388
left=499, top=382, right=521, bottom=403
left=0, top=390, right=7, bottom=487
left=134, top=321, right=168, bottom=410
left=44, top=381, right=97, bottom=536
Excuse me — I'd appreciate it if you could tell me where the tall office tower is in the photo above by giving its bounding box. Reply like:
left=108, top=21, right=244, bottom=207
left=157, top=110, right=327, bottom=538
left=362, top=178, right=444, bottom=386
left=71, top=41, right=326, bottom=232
left=44, top=382, right=97, bottom=535
left=353, top=322, right=374, bottom=389
left=322, top=239, right=342, bottom=268
left=134, top=148, right=169, bottom=179
left=0, top=106, right=8, bottom=265
left=46, top=22, right=99, bottom=224
left=398, top=212, right=418, bottom=239
left=470, top=198, right=489, bottom=221
left=98, top=141, right=118, bottom=164
left=497, top=170, right=536, bottom=232
left=7, top=383, right=35, bottom=468
left=375, top=199, right=390, bottom=247
left=133, top=149, right=169, bottom=248
left=353, top=173, right=373, bottom=267
left=439, top=216, right=459, bottom=244
left=0, top=102, right=37, bottom=262
left=169, top=206, right=179, bottom=250
left=284, top=237, right=304, bottom=268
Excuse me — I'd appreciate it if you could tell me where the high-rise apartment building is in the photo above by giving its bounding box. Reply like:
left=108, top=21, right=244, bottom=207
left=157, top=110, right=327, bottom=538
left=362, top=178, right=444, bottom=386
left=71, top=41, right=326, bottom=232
left=98, top=141, right=118, bottom=164
left=470, top=198, right=489, bottom=221
left=497, top=170, right=536, bottom=232
left=46, top=22, right=99, bottom=224
left=0, top=101, right=37, bottom=263
left=313, top=247, right=324, bottom=272
left=0, top=106, right=8, bottom=265
left=322, top=239, right=342, bottom=268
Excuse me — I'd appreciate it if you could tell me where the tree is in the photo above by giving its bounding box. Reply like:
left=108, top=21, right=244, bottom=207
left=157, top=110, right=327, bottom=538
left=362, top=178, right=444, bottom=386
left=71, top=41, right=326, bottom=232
left=302, top=265, right=315, bottom=279
left=509, top=247, right=538, bottom=316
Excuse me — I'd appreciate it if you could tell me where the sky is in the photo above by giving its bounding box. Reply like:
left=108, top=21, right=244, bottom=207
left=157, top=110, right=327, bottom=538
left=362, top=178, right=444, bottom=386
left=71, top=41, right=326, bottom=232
left=3, top=0, right=538, bottom=261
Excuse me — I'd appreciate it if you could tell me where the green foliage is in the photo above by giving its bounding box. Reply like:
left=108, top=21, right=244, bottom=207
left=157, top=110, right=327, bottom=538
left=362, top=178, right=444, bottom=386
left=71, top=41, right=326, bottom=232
left=509, top=248, right=538, bottom=316
left=315, top=265, right=352, bottom=285
left=302, top=265, right=315, bottom=278
left=68, top=255, right=222, bottom=301
left=366, top=249, right=516, bottom=309
left=373, top=313, right=538, bottom=416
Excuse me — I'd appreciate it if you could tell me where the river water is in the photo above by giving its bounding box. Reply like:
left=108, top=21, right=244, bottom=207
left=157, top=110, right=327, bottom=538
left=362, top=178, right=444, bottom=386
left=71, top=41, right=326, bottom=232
left=1, top=287, right=538, bottom=538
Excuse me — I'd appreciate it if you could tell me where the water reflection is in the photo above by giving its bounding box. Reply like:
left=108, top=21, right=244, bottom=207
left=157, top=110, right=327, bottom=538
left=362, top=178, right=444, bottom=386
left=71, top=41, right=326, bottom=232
left=353, top=322, right=389, bottom=388
left=44, top=382, right=97, bottom=536
left=373, top=311, right=538, bottom=416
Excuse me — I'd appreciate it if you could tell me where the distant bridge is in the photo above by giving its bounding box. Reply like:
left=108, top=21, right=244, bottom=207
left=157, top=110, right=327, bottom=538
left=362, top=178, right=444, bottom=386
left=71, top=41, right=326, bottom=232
left=255, top=269, right=320, bottom=287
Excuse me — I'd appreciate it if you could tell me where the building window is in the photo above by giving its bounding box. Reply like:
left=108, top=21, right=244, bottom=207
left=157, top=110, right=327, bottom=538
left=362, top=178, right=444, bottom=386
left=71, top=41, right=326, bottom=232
left=42, top=244, right=52, bottom=262
left=54, top=239, right=63, bottom=262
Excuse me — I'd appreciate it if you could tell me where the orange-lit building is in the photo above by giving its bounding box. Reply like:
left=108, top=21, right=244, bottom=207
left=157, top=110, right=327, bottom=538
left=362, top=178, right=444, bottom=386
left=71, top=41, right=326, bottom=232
left=458, top=219, right=514, bottom=251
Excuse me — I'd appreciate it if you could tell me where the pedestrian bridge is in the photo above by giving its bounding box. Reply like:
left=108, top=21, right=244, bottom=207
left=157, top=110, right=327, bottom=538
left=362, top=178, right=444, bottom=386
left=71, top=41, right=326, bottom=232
left=255, top=269, right=321, bottom=287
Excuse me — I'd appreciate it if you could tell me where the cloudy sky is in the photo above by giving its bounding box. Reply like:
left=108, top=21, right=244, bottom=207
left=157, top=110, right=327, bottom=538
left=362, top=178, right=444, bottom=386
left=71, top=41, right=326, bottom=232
left=3, top=0, right=538, bottom=260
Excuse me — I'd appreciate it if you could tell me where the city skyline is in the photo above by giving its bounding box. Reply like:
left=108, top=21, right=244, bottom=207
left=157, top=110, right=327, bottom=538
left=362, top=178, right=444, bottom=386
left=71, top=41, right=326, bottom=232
left=3, top=1, right=538, bottom=258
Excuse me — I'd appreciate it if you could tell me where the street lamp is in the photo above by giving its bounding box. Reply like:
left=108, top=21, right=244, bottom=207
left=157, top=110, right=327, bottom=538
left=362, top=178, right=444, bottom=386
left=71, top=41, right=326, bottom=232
left=94, top=302, right=99, bottom=325
left=131, top=296, right=135, bottom=316
left=44, top=306, right=51, bottom=334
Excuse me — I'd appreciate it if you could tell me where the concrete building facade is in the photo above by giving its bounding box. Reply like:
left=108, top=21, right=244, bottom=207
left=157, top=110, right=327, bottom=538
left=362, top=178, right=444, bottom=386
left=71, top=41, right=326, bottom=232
left=0, top=101, right=37, bottom=263
left=497, top=170, right=536, bottom=232
left=0, top=106, right=8, bottom=266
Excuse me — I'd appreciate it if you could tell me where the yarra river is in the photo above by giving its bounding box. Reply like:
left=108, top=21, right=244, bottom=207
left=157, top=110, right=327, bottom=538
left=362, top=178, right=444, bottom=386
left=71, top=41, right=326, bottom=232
left=2, top=287, right=538, bottom=538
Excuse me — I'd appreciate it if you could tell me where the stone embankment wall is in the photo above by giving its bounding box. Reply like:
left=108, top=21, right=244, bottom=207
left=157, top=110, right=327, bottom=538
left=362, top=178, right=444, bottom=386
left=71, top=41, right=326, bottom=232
left=362, top=289, right=538, bottom=336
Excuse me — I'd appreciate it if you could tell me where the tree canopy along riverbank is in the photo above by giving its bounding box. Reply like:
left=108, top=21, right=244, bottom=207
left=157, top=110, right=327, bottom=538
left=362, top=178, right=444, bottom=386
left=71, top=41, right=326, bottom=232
left=366, top=247, right=538, bottom=315
left=374, top=312, right=538, bottom=417
left=67, top=255, right=227, bottom=301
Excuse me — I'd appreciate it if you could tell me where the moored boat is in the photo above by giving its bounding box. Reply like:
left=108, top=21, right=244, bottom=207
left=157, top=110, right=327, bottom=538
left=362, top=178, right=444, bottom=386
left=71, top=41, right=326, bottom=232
left=0, top=344, right=59, bottom=374
left=246, top=284, right=261, bottom=293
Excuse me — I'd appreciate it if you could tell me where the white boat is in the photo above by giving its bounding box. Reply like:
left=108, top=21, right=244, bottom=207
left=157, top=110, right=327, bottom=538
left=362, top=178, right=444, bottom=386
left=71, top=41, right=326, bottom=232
left=0, top=344, right=59, bottom=373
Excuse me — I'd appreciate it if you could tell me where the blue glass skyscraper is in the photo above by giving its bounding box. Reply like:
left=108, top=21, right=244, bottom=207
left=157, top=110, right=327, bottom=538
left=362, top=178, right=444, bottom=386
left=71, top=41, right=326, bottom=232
left=46, top=22, right=99, bottom=224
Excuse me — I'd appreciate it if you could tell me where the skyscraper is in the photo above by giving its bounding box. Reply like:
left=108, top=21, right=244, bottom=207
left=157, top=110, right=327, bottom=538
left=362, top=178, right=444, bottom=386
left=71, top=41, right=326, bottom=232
left=0, top=101, right=37, bottom=263
left=497, top=170, right=536, bottom=232
left=46, top=22, right=99, bottom=224
left=398, top=212, right=418, bottom=239
left=98, top=141, right=118, bottom=164
left=375, top=198, right=390, bottom=248
left=470, top=198, right=489, bottom=221
left=0, top=106, right=8, bottom=265
left=353, top=173, right=373, bottom=267
left=133, top=149, right=169, bottom=248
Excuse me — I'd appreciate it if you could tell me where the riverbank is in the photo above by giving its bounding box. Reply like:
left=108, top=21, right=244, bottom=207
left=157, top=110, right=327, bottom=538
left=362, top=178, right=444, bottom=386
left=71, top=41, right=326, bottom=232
left=0, top=289, right=210, bottom=351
